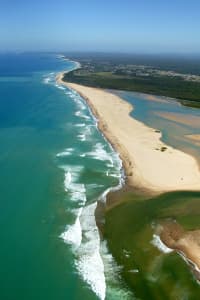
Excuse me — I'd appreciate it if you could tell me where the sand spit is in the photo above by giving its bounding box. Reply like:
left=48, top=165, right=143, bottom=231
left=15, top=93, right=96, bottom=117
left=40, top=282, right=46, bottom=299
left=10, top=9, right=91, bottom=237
left=57, top=73, right=200, bottom=194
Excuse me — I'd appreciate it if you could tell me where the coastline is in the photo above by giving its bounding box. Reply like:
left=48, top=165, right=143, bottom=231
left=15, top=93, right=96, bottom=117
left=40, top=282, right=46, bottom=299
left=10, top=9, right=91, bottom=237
left=57, top=69, right=200, bottom=287
left=57, top=72, right=200, bottom=195
left=157, top=220, right=200, bottom=280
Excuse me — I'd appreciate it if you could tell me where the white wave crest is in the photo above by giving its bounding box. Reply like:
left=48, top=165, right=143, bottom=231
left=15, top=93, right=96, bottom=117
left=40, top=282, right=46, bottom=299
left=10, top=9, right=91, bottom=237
left=56, top=148, right=74, bottom=157
left=43, top=72, right=56, bottom=85
left=56, top=81, right=126, bottom=299
left=77, top=134, right=86, bottom=141
left=56, top=85, right=66, bottom=90
left=70, top=184, right=86, bottom=204
left=70, top=93, right=86, bottom=111
left=64, top=171, right=72, bottom=191
left=87, top=143, right=114, bottom=164
left=60, top=208, right=82, bottom=249
left=43, top=77, right=51, bottom=84
left=62, top=165, right=84, bottom=183
left=60, top=201, right=106, bottom=300
left=75, top=111, right=90, bottom=120
left=76, top=203, right=106, bottom=300
left=77, top=125, right=92, bottom=142
left=62, top=166, right=86, bottom=205
left=75, top=123, right=86, bottom=127
left=151, top=234, right=173, bottom=254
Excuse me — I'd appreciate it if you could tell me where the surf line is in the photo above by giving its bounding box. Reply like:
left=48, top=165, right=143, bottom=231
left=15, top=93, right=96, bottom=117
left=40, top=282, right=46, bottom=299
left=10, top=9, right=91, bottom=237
left=56, top=71, right=124, bottom=300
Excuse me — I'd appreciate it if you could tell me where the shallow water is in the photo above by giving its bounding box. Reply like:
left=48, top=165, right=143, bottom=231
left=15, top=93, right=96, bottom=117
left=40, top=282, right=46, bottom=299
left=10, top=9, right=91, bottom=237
left=116, top=90, right=200, bottom=162
left=104, top=90, right=200, bottom=299
left=105, top=190, right=200, bottom=300
left=79, top=85, right=200, bottom=298
left=1, top=53, right=200, bottom=299
left=0, top=53, right=131, bottom=300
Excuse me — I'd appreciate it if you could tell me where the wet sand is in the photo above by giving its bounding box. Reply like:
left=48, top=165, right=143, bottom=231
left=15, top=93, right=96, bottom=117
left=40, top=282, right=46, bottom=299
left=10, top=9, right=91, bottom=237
left=186, top=134, right=200, bottom=146
left=155, top=111, right=200, bottom=128
left=143, top=94, right=171, bottom=103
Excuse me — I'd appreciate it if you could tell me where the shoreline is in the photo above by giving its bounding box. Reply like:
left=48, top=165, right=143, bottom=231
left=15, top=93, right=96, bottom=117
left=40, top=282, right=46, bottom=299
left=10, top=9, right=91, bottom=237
left=157, top=220, right=200, bottom=281
left=56, top=69, right=200, bottom=285
left=57, top=72, right=200, bottom=194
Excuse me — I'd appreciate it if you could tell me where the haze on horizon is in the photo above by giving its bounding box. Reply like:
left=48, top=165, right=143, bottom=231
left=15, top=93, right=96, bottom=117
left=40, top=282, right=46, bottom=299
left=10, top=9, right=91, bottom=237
left=1, top=0, right=200, bottom=54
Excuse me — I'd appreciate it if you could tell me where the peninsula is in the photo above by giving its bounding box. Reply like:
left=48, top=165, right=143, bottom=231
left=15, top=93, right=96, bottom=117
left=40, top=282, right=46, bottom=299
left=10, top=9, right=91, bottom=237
left=57, top=70, right=200, bottom=283
left=57, top=72, right=200, bottom=194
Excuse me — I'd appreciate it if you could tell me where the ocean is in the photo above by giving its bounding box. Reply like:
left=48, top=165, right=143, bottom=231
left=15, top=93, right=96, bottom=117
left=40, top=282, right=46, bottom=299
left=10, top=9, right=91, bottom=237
left=0, top=53, right=132, bottom=300
left=1, top=53, right=200, bottom=300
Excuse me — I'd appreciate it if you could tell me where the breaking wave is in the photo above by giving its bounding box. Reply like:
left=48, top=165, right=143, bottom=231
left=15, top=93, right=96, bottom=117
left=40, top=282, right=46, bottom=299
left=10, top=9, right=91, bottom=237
left=151, top=234, right=173, bottom=254
left=55, top=75, right=131, bottom=299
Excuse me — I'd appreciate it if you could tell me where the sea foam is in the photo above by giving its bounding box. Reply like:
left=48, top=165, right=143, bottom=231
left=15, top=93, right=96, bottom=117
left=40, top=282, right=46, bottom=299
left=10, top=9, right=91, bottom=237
left=151, top=234, right=173, bottom=254
left=56, top=148, right=74, bottom=157
left=87, top=143, right=114, bottom=164
left=43, top=77, right=51, bottom=84
left=76, top=203, right=106, bottom=300
left=101, top=241, right=134, bottom=299
left=60, top=208, right=82, bottom=249
left=77, top=125, right=92, bottom=142
left=57, top=78, right=125, bottom=299
left=62, top=166, right=86, bottom=205
left=60, top=202, right=106, bottom=300
left=75, top=110, right=90, bottom=120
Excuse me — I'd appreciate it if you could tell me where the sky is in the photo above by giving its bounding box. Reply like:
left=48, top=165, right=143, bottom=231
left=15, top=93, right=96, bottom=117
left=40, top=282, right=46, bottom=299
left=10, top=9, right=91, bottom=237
left=1, top=0, right=200, bottom=54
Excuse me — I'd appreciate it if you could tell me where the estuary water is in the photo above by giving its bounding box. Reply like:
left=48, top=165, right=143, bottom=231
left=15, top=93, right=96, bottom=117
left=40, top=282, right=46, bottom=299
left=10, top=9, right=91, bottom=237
left=103, top=90, right=200, bottom=299
left=0, top=53, right=131, bottom=300
left=117, top=90, right=200, bottom=161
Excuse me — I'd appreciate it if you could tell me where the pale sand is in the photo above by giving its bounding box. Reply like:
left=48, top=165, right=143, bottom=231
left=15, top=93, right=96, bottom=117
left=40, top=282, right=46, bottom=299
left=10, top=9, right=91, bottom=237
left=155, top=111, right=200, bottom=128
left=57, top=73, right=200, bottom=194
left=143, top=94, right=170, bottom=103
left=186, top=134, right=200, bottom=146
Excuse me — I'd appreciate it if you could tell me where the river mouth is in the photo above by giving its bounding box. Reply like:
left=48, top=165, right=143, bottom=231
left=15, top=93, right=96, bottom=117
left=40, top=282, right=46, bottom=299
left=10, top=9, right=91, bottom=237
left=61, top=66, right=200, bottom=299
left=99, top=187, right=200, bottom=299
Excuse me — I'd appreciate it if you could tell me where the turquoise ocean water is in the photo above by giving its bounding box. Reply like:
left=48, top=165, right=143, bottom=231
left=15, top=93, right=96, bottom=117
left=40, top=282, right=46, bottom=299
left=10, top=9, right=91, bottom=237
left=1, top=53, right=200, bottom=300
left=0, top=53, right=132, bottom=300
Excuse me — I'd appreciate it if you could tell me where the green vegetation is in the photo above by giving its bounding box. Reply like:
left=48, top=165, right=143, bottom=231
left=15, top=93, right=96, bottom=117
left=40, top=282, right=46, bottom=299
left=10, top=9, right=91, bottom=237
left=64, top=70, right=200, bottom=104
left=63, top=54, right=200, bottom=106
left=161, top=146, right=167, bottom=152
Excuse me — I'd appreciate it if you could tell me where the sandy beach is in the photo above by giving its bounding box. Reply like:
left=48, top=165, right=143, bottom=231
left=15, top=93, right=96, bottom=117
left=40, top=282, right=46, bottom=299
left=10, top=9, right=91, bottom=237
left=57, top=71, right=200, bottom=285
left=57, top=73, right=200, bottom=194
